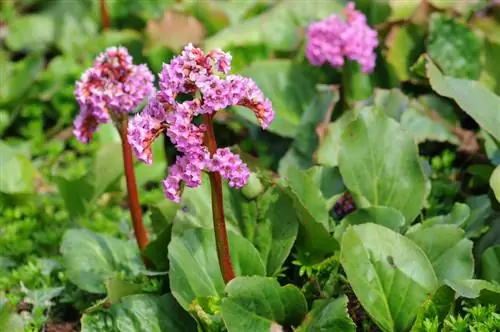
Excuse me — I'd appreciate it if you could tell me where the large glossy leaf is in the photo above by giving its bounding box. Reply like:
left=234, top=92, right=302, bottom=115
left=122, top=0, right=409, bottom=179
left=5, top=14, right=55, bottom=52
left=490, top=166, right=500, bottom=203
left=221, top=276, right=307, bottom=331
left=204, top=0, right=345, bottom=51
left=400, top=106, right=459, bottom=145
left=340, top=223, right=438, bottom=332
left=481, top=245, right=500, bottom=284
left=235, top=60, right=319, bottom=138
left=342, top=206, right=406, bottom=232
left=446, top=279, right=500, bottom=307
left=386, top=24, right=425, bottom=81
left=428, top=13, right=481, bottom=79
left=0, top=141, right=37, bottom=195
left=423, top=202, right=470, bottom=228
left=427, top=59, right=500, bottom=142
left=406, top=224, right=473, bottom=284
left=168, top=228, right=265, bottom=310
left=410, top=286, right=455, bottom=332
left=296, top=296, right=356, bottom=332
left=81, top=294, right=197, bottom=332
left=481, top=38, right=500, bottom=96
left=60, top=229, right=143, bottom=293
left=338, top=107, right=427, bottom=223
left=278, top=167, right=338, bottom=262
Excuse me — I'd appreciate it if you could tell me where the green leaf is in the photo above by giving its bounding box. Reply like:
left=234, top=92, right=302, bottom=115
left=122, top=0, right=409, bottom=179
left=342, top=206, right=406, bottom=232
left=490, top=166, right=500, bottom=203
left=104, top=278, right=144, bottom=304
left=342, top=60, right=372, bottom=103
left=338, top=107, right=427, bottom=223
left=423, top=203, right=470, bottom=228
left=446, top=279, right=500, bottom=307
left=5, top=14, right=55, bottom=51
left=373, top=88, right=410, bottom=121
left=56, top=143, right=123, bottom=217
left=60, top=229, right=143, bottom=293
left=81, top=294, right=197, bottom=332
left=0, top=141, right=37, bottom=195
left=278, top=167, right=338, bottom=262
left=481, top=245, right=500, bottom=284
left=221, top=276, right=307, bottom=331
left=315, top=111, right=357, bottom=168
left=406, top=224, right=474, bottom=284
left=0, top=53, right=44, bottom=105
left=168, top=228, right=265, bottom=310
left=410, top=285, right=455, bottom=332
left=340, top=223, right=438, bottom=332
left=480, top=38, right=500, bottom=96
left=0, top=296, right=25, bottom=332
left=426, top=58, right=500, bottom=142
left=253, top=187, right=299, bottom=276
left=427, top=13, right=482, bottom=79
left=297, top=296, right=356, bottom=332
left=235, top=60, right=319, bottom=138
left=204, top=0, right=345, bottom=51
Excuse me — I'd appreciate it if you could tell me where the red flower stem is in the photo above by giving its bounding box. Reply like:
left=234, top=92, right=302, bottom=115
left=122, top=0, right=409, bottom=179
left=118, top=117, right=149, bottom=252
left=99, top=0, right=110, bottom=30
left=203, top=114, right=236, bottom=284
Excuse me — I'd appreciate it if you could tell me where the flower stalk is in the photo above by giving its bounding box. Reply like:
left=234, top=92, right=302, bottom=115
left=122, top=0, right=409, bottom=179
left=117, top=117, right=149, bottom=252
left=99, top=0, right=110, bottom=30
left=204, top=114, right=236, bottom=283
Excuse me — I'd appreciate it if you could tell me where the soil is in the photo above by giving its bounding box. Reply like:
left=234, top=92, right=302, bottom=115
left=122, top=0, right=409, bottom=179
left=345, top=286, right=381, bottom=332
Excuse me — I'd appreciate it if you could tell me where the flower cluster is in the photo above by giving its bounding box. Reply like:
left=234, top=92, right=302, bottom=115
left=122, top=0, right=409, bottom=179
left=333, top=192, right=356, bottom=219
left=74, top=47, right=155, bottom=143
left=128, top=44, right=274, bottom=202
left=306, top=2, right=378, bottom=73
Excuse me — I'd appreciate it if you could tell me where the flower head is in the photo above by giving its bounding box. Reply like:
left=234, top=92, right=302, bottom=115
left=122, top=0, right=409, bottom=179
left=74, top=46, right=155, bottom=143
left=128, top=44, right=274, bottom=202
left=306, top=2, right=378, bottom=73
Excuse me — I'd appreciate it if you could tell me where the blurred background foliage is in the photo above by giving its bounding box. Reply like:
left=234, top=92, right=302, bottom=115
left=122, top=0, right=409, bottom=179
left=1, top=0, right=500, bottom=330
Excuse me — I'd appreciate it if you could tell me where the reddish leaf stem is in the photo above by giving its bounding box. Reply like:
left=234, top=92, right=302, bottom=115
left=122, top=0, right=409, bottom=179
left=118, top=118, right=149, bottom=251
left=203, top=114, right=236, bottom=284
left=99, top=0, right=110, bottom=30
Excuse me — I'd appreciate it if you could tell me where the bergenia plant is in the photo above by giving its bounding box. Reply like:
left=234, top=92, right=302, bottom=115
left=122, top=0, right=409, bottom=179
left=127, top=44, right=274, bottom=282
left=74, top=47, right=154, bottom=251
left=306, top=2, right=378, bottom=73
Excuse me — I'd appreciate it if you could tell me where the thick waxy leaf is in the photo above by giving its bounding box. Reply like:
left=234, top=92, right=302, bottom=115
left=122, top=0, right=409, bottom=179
left=168, top=228, right=265, bottom=310
left=410, top=286, right=455, bottom=332
left=423, top=203, right=470, bottom=228
left=446, top=279, right=500, bottom=306
left=297, top=296, right=356, bottom=332
left=406, top=224, right=473, bottom=284
left=490, top=166, right=500, bottom=203
left=278, top=167, right=338, bottom=262
left=481, top=38, right=500, bottom=96
left=340, top=223, right=438, bottom=332
left=386, top=24, right=425, bottom=81
left=221, top=276, right=307, bottom=331
left=342, top=206, right=406, bottom=232
left=235, top=60, right=320, bottom=138
left=428, top=13, right=481, bottom=79
left=481, top=245, right=500, bottom=284
left=338, top=107, right=427, bottom=223
left=204, top=0, right=345, bottom=51
left=400, top=107, right=459, bottom=145
left=427, top=59, right=500, bottom=142
left=0, top=141, right=37, bottom=195
left=81, top=294, right=197, bottom=332
left=60, top=229, right=143, bottom=293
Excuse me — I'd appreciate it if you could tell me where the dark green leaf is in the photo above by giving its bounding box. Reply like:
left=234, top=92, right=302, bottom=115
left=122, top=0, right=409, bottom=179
left=342, top=206, right=406, bottom=232
left=297, top=296, right=356, bottom=332
left=480, top=245, right=500, bottom=284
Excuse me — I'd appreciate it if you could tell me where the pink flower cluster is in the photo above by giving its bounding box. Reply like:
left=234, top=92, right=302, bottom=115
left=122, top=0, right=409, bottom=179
left=128, top=44, right=274, bottom=203
left=74, top=47, right=155, bottom=143
left=306, top=2, right=378, bottom=73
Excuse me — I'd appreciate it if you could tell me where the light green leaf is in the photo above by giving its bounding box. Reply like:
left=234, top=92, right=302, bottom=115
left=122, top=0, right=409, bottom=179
left=373, top=88, right=410, bottom=121
left=480, top=38, right=500, bottom=96
left=168, top=228, right=265, bottom=310
left=406, top=224, right=474, bottom=284
left=423, top=203, right=470, bottom=228
left=235, top=60, right=319, bottom=138
left=342, top=206, right=406, bottom=232
left=5, top=14, right=55, bottom=51
left=340, top=223, right=438, bottom=332
left=428, top=13, right=481, bottom=79
left=221, top=276, right=307, bottom=331
left=446, top=279, right=500, bottom=307
left=204, top=0, right=345, bottom=51
left=481, top=245, right=500, bottom=284
left=0, top=53, right=44, bottom=105
left=338, top=107, right=427, bottom=223
left=296, top=296, right=356, bottom=332
left=60, top=229, right=143, bottom=294
left=410, top=285, right=455, bottom=332
left=400, top=107, right=459, bottom=145
left=386, top=24, right=425, bottom=81
left=0, top=141, right=37, bottom=194
left=81, top=294, right=197, bottom=332
left=426, top=58, right=500, bottom=142
left=490, top=166, right=500, bottom=203
left=104, top=278, right=144, bottom=304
